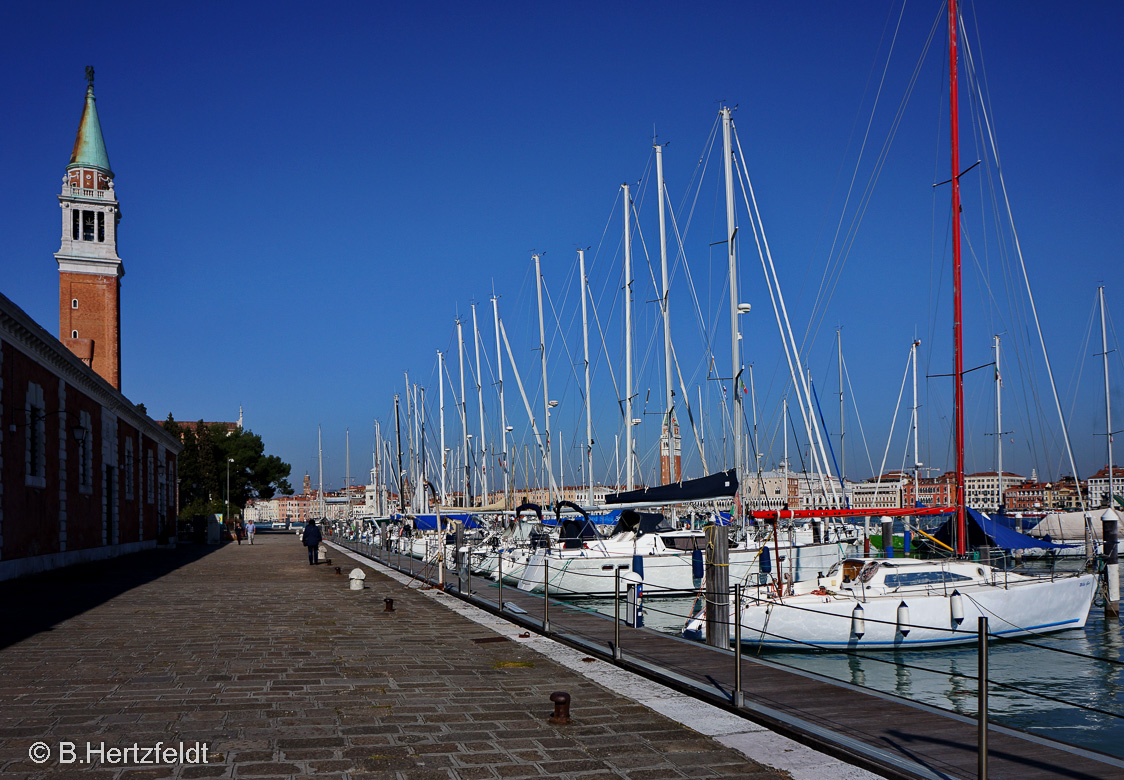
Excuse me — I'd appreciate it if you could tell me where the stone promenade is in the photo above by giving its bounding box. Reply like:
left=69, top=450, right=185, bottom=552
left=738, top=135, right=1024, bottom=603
left=0, top=533, right=793, bottom=779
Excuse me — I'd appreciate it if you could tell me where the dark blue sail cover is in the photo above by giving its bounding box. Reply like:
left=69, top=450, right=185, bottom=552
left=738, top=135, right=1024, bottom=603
left=604, top=468, right=738, bottom=505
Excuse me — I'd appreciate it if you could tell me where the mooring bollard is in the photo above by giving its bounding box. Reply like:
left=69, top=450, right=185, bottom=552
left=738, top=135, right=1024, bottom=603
left=548, top=691, right=572, bottom=725
left=384, top=597, right=395, bottom=613
left=348, top=568, right=366, bottom=590
left=978, top=615, right=989, bottom=780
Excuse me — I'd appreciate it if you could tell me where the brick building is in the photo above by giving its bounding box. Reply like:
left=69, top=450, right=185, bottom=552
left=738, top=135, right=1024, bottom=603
left=0, top=69, right=180, bottom=581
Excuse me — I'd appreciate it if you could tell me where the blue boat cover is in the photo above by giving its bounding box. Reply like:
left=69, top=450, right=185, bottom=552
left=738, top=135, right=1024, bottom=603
left=930, top=507, right=1073, bottom=550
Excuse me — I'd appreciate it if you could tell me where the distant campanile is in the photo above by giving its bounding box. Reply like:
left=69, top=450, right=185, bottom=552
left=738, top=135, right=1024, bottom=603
left=55, top=66, right=123, bottom=390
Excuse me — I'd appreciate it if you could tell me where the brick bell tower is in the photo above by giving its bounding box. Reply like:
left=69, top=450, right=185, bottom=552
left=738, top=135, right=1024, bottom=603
left=55, top=66, right=123, bottom=389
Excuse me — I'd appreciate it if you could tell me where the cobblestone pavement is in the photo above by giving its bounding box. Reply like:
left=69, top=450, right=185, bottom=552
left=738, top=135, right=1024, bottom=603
left=0, top=534, right=792, bottom=779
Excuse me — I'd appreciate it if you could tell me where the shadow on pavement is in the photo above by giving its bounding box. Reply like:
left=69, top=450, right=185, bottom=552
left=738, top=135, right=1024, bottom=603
left=0, top=541, right=222, bottom=650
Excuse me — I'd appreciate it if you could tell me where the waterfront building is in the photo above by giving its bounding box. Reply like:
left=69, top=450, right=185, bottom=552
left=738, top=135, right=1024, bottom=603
left=850, top=472, right=908, bottom=510
left=964, top=471, right=1024, bottom=512
left=1086, top=465, right=1124, bottom=508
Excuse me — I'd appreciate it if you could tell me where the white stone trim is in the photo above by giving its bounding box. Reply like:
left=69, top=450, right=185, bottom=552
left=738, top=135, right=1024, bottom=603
left=24, top=382, right=46, bottom=489
left=0, top=540, right=156, bottom=582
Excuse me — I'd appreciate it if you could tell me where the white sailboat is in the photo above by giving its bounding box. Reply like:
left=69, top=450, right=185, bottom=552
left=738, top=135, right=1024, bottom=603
left=684, top=0, right=1096, bottom=650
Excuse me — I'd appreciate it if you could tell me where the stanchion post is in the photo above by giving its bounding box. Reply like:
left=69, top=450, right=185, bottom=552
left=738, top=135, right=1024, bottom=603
left=614, top=567, right=622, bottom=660
left=498, top=553, right=504, bottom=612
left=543, top=559, right=550, bottom=634
left=978, top=615, right=989, bottom=780
left=733, top=583, right=743, bottom=708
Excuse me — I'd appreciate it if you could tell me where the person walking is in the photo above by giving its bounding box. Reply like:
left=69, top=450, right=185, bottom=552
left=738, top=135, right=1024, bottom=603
left=246, top=519, right=256, bottom=545
left=302, top=519, right=323, bottom=565
left=235, top=520, right=244, bottom=545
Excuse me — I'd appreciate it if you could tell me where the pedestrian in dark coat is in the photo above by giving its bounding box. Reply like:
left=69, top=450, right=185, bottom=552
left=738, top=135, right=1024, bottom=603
left=303, top=520, right=323, bottom=565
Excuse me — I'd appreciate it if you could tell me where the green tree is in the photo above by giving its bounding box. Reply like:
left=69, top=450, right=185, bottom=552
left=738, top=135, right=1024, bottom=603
left=166, top=415, right=293, bottom=515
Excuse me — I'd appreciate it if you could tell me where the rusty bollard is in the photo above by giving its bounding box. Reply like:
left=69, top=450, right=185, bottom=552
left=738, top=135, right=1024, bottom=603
left=548, top=691, right=572, bottom=725
left=384, top=598, right=395, bottom=613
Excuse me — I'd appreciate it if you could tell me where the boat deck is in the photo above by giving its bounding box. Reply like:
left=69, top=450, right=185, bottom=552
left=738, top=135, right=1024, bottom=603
left=338, top=540, right=1123, bottom=780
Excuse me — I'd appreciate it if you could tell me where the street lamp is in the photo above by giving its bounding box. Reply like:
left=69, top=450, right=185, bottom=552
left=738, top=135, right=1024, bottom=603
left=226, top=458, right=234, bottom=529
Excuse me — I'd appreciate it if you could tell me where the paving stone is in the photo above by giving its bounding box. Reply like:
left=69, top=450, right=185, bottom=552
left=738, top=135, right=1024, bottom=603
left=0, top=535, right=789, bottom=780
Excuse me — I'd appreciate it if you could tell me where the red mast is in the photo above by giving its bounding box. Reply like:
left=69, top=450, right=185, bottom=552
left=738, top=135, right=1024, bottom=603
left=949, top=0, right=966, bottom=555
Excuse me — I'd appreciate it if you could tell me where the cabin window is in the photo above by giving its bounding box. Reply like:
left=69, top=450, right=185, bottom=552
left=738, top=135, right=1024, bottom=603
left=884, top=571, right=972, bottom=588
left=82, top=210, right=95, bottom=241
left=97, top=212, right=105, bottom=242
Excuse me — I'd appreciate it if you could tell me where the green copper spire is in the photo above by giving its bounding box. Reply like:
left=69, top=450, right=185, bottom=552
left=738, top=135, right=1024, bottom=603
left=67, top=66, right=112, bottom=175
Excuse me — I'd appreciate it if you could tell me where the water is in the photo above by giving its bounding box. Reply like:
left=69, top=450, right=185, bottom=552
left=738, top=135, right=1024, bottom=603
left=580, top=594, right=1124, bottom=758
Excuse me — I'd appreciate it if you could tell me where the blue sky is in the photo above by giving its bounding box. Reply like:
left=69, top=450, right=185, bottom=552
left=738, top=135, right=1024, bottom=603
left=3, top=1, right=1123, bottom=493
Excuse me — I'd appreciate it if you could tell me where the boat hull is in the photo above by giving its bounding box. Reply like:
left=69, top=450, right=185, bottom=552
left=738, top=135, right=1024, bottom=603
left=517, top=540, right=859, bottom=598
left=720, top=573, right=1096, bottom=649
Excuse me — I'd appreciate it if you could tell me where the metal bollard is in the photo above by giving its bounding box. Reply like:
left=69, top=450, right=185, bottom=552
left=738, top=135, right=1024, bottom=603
left=548, top=691, right=572, bottom=725
left=978, top=616, right=989, bottom=780
left=384, top=597, right=395, bottom=613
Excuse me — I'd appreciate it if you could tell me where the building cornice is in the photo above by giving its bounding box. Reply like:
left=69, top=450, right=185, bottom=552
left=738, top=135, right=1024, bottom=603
left=0, top=291, right=180, bottom=453
left=55, top=255, right=124, bottom=278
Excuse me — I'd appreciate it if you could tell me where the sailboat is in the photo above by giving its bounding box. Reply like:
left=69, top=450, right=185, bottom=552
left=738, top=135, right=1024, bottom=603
left=684, top=0, right=1096, bottom=649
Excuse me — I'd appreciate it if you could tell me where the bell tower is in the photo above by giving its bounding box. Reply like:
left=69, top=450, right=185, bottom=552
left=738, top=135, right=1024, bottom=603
left=55, top=66, right=123, bottom=389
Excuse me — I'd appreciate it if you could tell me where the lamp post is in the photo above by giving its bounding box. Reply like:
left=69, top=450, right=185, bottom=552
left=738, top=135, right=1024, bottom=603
left=226, top=458, right=234, bottom=529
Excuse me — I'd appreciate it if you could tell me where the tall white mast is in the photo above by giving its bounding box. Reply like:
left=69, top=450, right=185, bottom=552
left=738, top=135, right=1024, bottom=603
left=418, top=386, right=427, bottom=511
left=404, top=372, right=414, bottom=500
left=721, top=107, right=743, bottom=506
left=656, top=144, right=676, bottom=485
left=413, top=383, right=421, bottom=511
left=535, top=254, right=554, bottom=506
left=457, top=319, right=469, bottom=507
left=1102, top=286, right=1115, bottom=508
left=623, top=183, right=635, bottom=490
left=492, top=296, right=510, bottom=510
left=580, top=249, right=594, bottom=505
left=346, top=428, right=351, bottom=519
left=472, top=303, right=488, bottom=506
left=994, top=335, right=1003, bottom=511
left=499, top=319, right=556, bottom=497
left=438, top=350, right=447, bottom=505
left=783, top=397, right=789, bottom=499
left=317, top=424, right=324, bottom=520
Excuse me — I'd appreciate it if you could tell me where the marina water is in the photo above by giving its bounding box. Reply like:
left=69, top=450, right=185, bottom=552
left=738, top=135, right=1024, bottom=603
left=581, top=593, right=1124, bottom=758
